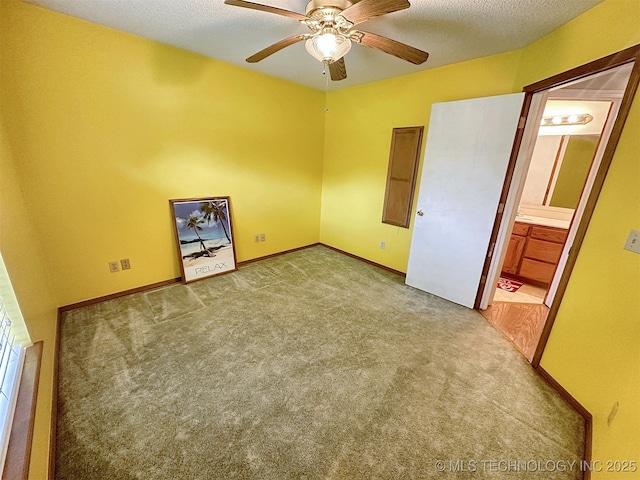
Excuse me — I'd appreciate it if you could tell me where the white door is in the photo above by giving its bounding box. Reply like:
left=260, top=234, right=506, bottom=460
left=406, top=93, right=525, bottom=308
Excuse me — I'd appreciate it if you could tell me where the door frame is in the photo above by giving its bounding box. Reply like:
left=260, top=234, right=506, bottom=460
left=474, top=44, right=640, bottom=367
left=544, top=90, right=624, bottom=308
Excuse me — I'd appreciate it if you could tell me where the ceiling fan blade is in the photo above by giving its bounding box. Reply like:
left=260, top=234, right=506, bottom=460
left=339, top=0, right=410, bottom=26
left=329, top=58, right=347, bottom=81
left=224, top=0, right=307, bottom=22
left=356, top=31, right=428, bottom=65
left=246, top=35, right=305, bottom=63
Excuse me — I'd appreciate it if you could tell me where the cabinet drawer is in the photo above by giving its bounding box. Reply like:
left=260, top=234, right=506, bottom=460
left=519, top=258, right=557, bottom=284
left=512, top=222, right=530, bottom=236
left=530, top=225, right=568, bottom=244
left=523, top=238, right=563, bottom=264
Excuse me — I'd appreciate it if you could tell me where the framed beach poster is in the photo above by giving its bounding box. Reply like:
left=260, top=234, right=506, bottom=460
left=169, top=197, right=237, bottom=283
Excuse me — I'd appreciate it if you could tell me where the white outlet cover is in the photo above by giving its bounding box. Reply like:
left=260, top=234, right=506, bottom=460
left=623, top=229, right=640, bottom=254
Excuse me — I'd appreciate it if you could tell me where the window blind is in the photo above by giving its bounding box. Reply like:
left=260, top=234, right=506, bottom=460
left=0, top=298, right=25, bottom=475
left=0, top=253, right=30, bottom=475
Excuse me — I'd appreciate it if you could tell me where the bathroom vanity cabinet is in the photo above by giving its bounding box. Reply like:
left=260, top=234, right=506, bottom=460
left=502, top=221, right=568, bottom=284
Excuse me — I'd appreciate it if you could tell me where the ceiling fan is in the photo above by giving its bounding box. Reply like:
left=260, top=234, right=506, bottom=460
left=224, top=0, right=429, bottom=81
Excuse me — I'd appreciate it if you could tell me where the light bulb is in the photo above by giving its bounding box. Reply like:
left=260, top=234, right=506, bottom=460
left=305, top=28, right=351, bottom=63
left=319, top=33, right=339, bottom=57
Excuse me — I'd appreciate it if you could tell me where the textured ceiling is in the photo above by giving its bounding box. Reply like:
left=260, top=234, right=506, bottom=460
left=20, top=0, right=604, bottom=91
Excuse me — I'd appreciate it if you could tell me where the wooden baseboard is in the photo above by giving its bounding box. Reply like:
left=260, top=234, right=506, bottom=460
left=237, top=243, right=320, bottom=267
left=48, top=243, right=323, bottom=477
left=51, top=277, right=183, bottom=478
left=3, top=341, right=43, bottom=480
left=57, top=243, right=399, bottom=312
left=320, top=244, right=406, bottom=277
left=48, top=311, right=61, bottom=480
left=58, top=277, right=182, bottom=313
left=59, top=244, right=324, bottom=313
left=535, top=365, right=592, bottom=480
left=50, top=245, right=592, bottom=480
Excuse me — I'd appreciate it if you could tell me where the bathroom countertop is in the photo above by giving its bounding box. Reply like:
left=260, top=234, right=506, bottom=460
left=515, top=214, right=570, bottom=229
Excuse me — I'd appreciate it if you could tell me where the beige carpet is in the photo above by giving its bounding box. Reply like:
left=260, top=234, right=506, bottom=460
left=56, top=245, right=585, bottom=479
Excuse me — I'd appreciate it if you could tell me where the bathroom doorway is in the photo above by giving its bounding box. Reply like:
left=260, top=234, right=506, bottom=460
left=477, top=51, right=639, bottom=363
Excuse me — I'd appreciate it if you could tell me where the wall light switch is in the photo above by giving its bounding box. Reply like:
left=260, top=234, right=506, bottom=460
left=623, top=229, right=640, bottom=254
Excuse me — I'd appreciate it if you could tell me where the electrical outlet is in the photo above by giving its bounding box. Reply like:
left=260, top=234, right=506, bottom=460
left=260, top=233, right=266, bottom=242
left=254, top=234, right=260, bottom=243
left=121, top=258, right=131, bottom=270
left=623, top=229, right=640, bottom=254
left=380, top=240, right=386, bottom=249
left=108, top=261, right=119, bottom=273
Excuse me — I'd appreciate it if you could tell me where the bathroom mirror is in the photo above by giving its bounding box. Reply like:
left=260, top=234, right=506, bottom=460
left=520, top=99, right=612, bottom=211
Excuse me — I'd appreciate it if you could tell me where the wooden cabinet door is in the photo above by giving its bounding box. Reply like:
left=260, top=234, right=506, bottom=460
left=502, top=235, right=526, bottom=274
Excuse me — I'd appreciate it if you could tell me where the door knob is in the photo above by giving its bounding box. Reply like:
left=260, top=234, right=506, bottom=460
left=417, top=209, right=424, bottom=216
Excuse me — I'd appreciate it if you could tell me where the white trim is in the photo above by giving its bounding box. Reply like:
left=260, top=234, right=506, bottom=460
left=0, top=342, right=24, bottom=477
left=544, top=135, right=569, bottom=206
left=479, top=91, right=547, bottom=310
left=545, top=98, right=622, bottom=306
left=480, top=62, right=633, bottom=311
left=549, top=89, right=625, bottom=100
left=0, top=254, right=30, bottom=347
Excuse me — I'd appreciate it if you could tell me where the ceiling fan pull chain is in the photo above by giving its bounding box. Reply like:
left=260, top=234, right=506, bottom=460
left=225, top=0, right=428, bottom=80
left=324, top=63, right=329, bottom=91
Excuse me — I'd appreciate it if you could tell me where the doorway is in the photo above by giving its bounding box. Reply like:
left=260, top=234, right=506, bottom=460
left=403, top=46, right=640, bottom=365
left=477, top=46, right=640, bottom=365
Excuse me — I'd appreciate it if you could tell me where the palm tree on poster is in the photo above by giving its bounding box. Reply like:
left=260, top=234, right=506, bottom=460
left=185, top=213, right=208, bottom=252
left=200, top=200, right=231, bottom=243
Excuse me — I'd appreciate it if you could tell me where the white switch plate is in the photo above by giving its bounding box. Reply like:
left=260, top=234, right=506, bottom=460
left=623, top=229, right=640, bottom=254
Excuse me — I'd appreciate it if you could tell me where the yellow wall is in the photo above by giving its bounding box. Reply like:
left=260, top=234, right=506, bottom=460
left=2, top=0, right=639, bottom=477
left=1, top=0, right=324, bottom=476
left=515, top=1, right=640, bottom=475
left=543, top=102, right=639, bottom=475
left=0, top=0, right=326, bottom=308
left=0, top=119, right=58, bottom=480
left=320, top=50, right=522, bottom=272
left=322, top=0, right=639, bottom=475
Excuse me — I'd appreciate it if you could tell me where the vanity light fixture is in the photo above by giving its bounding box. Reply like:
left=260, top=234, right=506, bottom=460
left=540, top=113, right=594, bottom=127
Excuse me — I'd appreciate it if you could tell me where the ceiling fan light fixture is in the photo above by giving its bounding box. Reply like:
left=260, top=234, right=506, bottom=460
left=226, top=0, right=430, bottom=81
left=305, top=28, right=351, bottom=63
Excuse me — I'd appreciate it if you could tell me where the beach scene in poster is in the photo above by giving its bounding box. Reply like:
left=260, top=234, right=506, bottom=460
left=172, top=198, right=236, bottom=282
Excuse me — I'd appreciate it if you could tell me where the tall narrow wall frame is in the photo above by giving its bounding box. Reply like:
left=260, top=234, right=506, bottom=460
left=382, top=126, right=424, bottom=228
